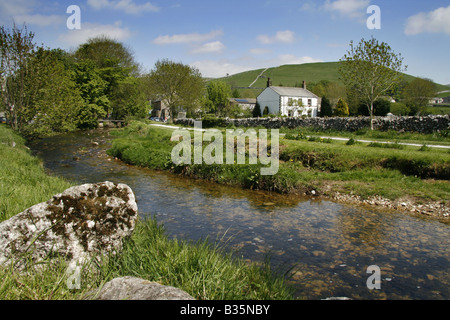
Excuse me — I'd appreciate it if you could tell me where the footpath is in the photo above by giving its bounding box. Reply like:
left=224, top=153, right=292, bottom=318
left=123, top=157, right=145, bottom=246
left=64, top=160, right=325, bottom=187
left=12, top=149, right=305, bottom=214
left=149, top=123, right=450, bottom=149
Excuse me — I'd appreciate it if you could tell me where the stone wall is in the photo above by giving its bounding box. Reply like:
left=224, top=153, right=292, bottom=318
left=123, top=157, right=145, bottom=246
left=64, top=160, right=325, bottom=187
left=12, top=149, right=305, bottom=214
left=175, top=115, right=450, bottom=134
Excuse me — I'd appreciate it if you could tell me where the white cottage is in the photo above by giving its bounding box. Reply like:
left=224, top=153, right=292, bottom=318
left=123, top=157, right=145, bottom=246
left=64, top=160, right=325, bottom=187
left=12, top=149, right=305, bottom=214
left=257, top=80, right=320, bottom=117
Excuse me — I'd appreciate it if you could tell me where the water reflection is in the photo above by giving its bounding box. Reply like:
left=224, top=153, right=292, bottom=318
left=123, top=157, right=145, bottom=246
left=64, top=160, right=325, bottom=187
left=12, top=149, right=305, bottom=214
left=29, top=130, right=450, bottom=300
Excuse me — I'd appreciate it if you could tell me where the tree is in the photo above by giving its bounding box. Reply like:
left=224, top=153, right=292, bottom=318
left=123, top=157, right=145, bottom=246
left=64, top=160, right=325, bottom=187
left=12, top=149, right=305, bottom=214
left=334, top=98, right=349, bottom=117
left=357, top=98, right=391, bottom=116
left=74, top=35, right=139, bottom=74
left=21, top=48, right=83, bottom=136
left=74, top=36, right=140, bottom=119
left=232, top=88, right=241, bottom=98
left=72, top=61, right=110, bottom=110
left=147, top=59, right=204, bottom=118
left=339, top=37, right=406, bottom=129
left=402, top=78, right=437, bottom=115
left=112, top=76, right=150, bottom=119
left=72, top=60, right=109, bottom=128
left=320, top=96, right=332, bottom=117
left=252, top=102, right=262, bottom=117
left=205, top=80, right=231, bottom=115
left=0, top=24, right=36, bottom=131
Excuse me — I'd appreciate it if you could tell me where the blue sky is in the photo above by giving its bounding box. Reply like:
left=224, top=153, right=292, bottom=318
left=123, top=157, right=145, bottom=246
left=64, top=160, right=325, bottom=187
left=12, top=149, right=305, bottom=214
left=1, top=0, right=450, bottom=84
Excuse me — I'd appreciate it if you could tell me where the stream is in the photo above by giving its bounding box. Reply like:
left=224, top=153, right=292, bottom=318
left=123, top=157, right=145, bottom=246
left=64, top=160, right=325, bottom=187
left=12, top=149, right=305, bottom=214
left=28, top=129, right=449, bottom=300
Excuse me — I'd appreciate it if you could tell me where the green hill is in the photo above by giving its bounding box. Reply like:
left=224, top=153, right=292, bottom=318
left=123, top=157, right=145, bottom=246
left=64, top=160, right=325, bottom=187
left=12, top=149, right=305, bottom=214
left=220, top=61, right=450, bottom=97
left=223, top=62, right=342, bottom=89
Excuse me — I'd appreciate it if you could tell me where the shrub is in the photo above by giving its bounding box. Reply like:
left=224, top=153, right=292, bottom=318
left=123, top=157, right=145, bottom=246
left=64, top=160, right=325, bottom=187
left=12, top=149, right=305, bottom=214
left=201, top=114, right=227, bottom=128
left=334, top=98, right=349, bottom=117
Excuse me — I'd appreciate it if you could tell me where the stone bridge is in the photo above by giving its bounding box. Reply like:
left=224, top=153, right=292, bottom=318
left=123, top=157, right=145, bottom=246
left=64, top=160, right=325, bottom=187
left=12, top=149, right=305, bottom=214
left=98, top=119, right=125, bottom=128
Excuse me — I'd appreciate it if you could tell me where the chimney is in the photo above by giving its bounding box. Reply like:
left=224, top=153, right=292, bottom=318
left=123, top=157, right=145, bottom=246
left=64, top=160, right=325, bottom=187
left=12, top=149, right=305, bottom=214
left=302, top=80, right=306, bottom=89
left=267, top=78, right=272, bottom=88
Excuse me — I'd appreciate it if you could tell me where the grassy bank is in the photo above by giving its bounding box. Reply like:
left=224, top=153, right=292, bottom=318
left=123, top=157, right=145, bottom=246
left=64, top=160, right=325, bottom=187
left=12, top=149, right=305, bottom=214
left=0, top=217, right=294, bottom=300
left=0, top=124, right=293, bottom=300
left=0, top=125, right=72, bottom=222
left=107, top=120, right=449, bottom=215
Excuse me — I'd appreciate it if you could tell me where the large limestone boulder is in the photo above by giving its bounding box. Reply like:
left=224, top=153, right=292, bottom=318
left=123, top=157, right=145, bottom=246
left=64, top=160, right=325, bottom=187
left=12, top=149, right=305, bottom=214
left=0, top=182, right=138, bottom=268
left=90, top=277, right=195, bottom=300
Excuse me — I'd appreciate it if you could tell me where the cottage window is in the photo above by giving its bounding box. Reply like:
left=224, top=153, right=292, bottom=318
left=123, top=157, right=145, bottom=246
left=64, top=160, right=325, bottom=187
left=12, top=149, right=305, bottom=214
left=308, top=99, right=312, bottom=107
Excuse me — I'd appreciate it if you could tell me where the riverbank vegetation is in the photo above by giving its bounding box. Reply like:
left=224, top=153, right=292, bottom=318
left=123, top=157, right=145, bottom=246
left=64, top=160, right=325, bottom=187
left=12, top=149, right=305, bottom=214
left=0, top=124, right=293, bottom=300
left=0, top=25, right=150, bottom=138
left=0, top=217, right=294, bottom=300
left=107, top=120, right=449, bottom=217
left=0, top=125, right=72, bottom=222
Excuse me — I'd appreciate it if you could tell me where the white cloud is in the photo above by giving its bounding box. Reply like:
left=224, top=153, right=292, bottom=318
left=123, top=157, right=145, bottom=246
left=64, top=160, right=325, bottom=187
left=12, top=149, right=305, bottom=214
left=190, top=60, right=253, bottom=78
left=14, top=14, right=64, bottom=27
left=323, top=0, right=370, bottom=20
left=266, top=54, right=323, bottom=67
left=153, top=29, right=223, bottom=45
left=257, top=30, right=296, bottom=44
left=0, top=0, right=64, bottom=26
left=87, top=0, right=160, bottom=14
left=58, top=21, right=133, bottom=47
left=405, top=6, right=450, bottom=35
left=190, top=41, right=225, bottom=54
left=190, top=54, right=323, bottom=79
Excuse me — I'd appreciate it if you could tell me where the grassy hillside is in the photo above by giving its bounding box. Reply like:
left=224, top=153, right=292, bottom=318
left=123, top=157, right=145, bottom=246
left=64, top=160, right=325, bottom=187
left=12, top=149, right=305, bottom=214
left=221, top=61, right=450, bottom=97
left=224, top=62, right=342, bottom=89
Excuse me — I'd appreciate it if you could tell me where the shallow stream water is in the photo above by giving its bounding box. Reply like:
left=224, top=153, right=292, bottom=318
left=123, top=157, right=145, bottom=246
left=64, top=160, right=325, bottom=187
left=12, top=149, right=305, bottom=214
left=28, top=130, right=449, bottom=300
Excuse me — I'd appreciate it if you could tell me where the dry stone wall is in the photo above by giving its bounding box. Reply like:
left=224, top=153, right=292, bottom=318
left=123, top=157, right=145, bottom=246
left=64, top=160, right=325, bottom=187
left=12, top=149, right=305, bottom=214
left=175, top=115, right=449, bottom=134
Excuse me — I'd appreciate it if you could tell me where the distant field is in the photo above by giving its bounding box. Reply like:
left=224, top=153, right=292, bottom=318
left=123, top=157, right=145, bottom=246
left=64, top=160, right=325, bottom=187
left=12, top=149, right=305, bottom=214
left=219, top=61, right=450, bottom=97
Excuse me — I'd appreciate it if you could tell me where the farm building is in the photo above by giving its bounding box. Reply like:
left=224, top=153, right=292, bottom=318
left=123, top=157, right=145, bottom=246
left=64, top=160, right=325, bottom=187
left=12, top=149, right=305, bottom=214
left=150, top=99, right=170, bottom=119
left=257, top=79, right=320, bottom=117
left=229, top=98, right=257, bottom=110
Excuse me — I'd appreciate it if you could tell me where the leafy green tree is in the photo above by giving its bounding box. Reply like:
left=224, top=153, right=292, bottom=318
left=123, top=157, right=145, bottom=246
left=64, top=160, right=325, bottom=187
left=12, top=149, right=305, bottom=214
left=205, top=80, right=232, bottom=116
left=232, top=88, right=241, bottom=98
left=21, top=48, right=83, bottom=136
left=72, top=60, right=109, bottom=128
left=147, top=59, right=204, bottom=118
left=0, top=24, right=36, bottom=131
left=357, top=98, right=391, bottom=116
left=334, top=98, right=349, bottom=117
left=390, top=102, right=410, bottom=116
left=339, top=37, right=406, bottom=129
left=74, top=103, right=106, bottom=130
left=320, top=96, right=332, bottom=117
left=74, top=36, right=140, bottom=119
left=74, top=35, right=139, bottom=74
left=112, top=76, right=150, bottom=119
left=402, top=78, right=437, bottom=115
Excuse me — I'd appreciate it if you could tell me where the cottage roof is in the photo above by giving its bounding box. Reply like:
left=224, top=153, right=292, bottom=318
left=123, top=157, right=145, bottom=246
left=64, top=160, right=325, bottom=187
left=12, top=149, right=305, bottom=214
left=269, top=86, right=318, bottom=99
left=230, top=98, right=257, bottom=104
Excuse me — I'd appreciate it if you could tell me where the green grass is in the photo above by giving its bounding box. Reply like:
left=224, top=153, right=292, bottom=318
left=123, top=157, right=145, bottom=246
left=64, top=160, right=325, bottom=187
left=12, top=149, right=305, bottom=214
left=0, top=217, right=294, bottom=300
left=0, top=124, right=293, bottom=300
left=107, top=120, right=449, bottom=205
left=0, top=125, right=73, bottom=222
left=280, top=127, right=450, bottom=146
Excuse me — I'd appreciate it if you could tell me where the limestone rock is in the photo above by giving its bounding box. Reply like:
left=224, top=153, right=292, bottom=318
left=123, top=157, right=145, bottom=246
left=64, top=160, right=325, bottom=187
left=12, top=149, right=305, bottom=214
left=0, top=181, right=138, bottom=268
left=90, top=277, right=195, bottom=300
